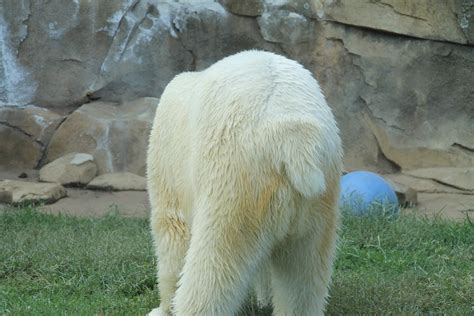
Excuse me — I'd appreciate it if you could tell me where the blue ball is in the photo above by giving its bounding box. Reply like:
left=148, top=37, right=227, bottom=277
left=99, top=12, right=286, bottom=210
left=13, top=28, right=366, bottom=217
left=340, top=171, right=399, bottom=216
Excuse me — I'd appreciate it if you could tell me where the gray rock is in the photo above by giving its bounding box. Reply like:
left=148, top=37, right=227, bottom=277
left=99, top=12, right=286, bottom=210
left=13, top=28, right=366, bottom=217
left=0, top=105, right=63, bottom=168
left=257, top=9, right=315, bottom=44
left=0, top=0, right=279, bottom=107
left=87, top=172, right=146, bottom=191
left=0, top=124, right=43, bottom=169
left=0, top=179, right=66, bottom=204
left=292, top=21, right=474, bottom=172
left=384, top=173, right=466, bottom=195
left=219, top=0, right=264, bottom=17
left=0, top=1, right=127, bottom=107
left=0, top=105, right=63, bottom=144
left=404, top=167, right=474, bottom=192
left=40, top=153, right=97, bottom=186
left=45, top=98, right=158, bottom=176
left=310, top=0, right=473, bottom=45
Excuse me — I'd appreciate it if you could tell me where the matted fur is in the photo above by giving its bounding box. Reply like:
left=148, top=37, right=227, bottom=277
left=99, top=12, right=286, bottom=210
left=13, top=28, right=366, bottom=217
left=147, top=50, right=343, bottom=316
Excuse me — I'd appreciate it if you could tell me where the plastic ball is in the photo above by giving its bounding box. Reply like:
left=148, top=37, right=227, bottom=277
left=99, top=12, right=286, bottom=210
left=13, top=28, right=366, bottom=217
left=339, top=170, right=399, bottom=216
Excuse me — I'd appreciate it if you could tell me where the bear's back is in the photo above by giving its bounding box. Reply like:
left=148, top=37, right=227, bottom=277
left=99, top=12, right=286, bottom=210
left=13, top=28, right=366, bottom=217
left=150, top=50, right=341, bottom=217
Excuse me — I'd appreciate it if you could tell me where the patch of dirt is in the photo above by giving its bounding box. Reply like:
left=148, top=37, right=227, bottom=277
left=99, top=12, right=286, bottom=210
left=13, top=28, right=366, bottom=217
left=40, top=188, right=149, bottom=218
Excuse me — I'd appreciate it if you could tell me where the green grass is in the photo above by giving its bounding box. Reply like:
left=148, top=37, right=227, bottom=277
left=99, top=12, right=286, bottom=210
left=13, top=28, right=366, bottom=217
left=1, top=206, right=473, bottom=315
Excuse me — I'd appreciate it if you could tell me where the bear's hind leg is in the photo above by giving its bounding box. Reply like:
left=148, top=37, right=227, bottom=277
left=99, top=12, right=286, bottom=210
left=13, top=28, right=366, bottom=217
left=150, top=209, right=189, bottom=316
left=270, top=218, right=338, bottom=316
left=254, top=262, right=273, bottom=308
left=173, top=202, right=274, bottom=316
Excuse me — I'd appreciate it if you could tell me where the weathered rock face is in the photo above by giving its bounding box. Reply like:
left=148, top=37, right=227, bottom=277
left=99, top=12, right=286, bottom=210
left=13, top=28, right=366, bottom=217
left=0, top=0, right=278, bottom=107
left=0, top=105, right=63, bottom=168
left=1, top=0, right=473, bottom=174
left=0, top=125, right=43, bottom=170
left=310, top=0, right=473, bottom=45
left=1, top=1, right=122, bottom=107
left=311, top=23, right=474, bottom=171
left=45, top=98, right=158, bottom=175
left=0, top=179, right=66, bottom=204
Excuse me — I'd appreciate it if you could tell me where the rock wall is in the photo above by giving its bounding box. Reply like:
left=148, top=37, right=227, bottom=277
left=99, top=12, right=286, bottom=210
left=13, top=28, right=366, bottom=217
left=1, top=0, right=473, bottom=174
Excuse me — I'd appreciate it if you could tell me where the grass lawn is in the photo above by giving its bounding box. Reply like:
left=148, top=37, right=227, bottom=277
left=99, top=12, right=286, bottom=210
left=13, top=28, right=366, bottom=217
left=1, top=206, right=473, bottom=315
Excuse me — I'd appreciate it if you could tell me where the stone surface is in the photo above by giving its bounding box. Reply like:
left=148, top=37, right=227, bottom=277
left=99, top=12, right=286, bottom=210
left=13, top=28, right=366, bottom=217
left=219, top=0, right=264, bottom=16
left=0, top=105, right=64, bottom=143
left=40, top=188, right=148, bottom=218
left=0, top=0, right=278, bottom=107
left=404, top=167, right=474, bottom=192
left=40, top=153, right=97, bottom=186
left=384, top=173, right=466, bottom=194
left=87, top=172, right=146, bottom=191
left=45, top=98, right=158, bottom=175
left=0, top=1, right=125, bottom=107
left=300, top=22, right=474, bottom=172
left=0, top=105, right=63, bottom=168
left=0, top=124, right=43, bottom=169
left=257, top=9, right=315, bottom=44
left=156, top=1, right=280, bottom=73
left=415, top=193, right=474, bottom=221
left=311, top=0, right=473, bottom=45
left=0, top=179, right=66, bottom=204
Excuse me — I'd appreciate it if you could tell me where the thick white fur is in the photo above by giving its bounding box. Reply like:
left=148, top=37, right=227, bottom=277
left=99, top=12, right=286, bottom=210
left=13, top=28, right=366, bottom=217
left=147, top=50, right=343, bottom=316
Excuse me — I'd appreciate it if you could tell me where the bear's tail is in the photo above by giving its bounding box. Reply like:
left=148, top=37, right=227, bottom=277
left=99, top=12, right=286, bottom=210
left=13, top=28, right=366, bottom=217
left=284, top=155, right=326, bottom=199
left=275, top=119, right=328, bottom=199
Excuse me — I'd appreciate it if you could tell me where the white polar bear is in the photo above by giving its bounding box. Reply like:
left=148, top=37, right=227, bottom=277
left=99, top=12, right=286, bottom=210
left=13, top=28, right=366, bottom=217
left=147, top=50, right=343, bottom=316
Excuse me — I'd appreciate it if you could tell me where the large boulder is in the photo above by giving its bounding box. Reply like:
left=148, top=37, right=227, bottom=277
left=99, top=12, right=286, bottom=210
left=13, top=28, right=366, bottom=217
left=45, top=98, right=158, bottom=175
left=257, top=9, right=315, bottom=44
left=40, top=153, right=97, bottom=186
left=219, top=0, right=264, bottom=17
left=309, top=0, right=473, bottom=45
left=0, top=105, right=63, bottom=168
left=0, top=179, right=66, bottom=204
left=0, top=125, right=43, bottom=170
left=0, top=1, right=125, bottom=107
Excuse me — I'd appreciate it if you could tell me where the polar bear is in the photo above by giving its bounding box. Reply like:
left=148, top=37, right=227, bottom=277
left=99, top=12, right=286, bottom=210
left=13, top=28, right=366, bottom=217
left=147, top=50, right=343, bottom=316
